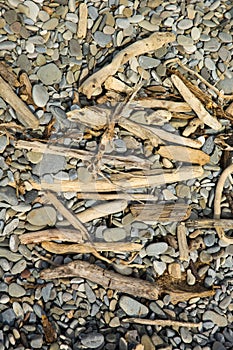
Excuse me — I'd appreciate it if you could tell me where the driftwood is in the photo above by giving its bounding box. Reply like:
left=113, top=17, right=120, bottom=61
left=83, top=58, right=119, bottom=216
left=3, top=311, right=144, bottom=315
left=79, top=32, right=175, bottom=98
left=0, top=62, right=20, bottom=87
left=40, top=259, right=214, bottom=303
left=20, top=228, right=84, bottom=244
left=77, top=3, right=87, bottom=39
left=171, top=75, right=221, bottom=130
left=158, top=145, right=210, bottom=165
left=23, top=166, right=204, bottom=193
left=0, top=76, right=39, bottom=129
left=76, top=192, right=158, bottom=201
left=130, top=203, right=191, bottom=222
left=41, top=241, right=143, bottom=254
left=104, top=77, right=133, bottom=94
left=67, top=108, right=202, bottom=149
left=186, top=219, right=233, bottom=229
left=15, top=140, right=151, bottom=169
left=177, top=224, right=189, bottom=261
left=134, top=98, right=192, bottom=112
left=123, top=317, right=202, bottom=328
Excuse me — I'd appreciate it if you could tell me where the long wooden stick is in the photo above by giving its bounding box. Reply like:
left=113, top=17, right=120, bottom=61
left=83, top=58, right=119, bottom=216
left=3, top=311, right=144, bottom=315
left=41, top=241, right=143, bottom=254
left=24, top=166, right=204, bottom=192
left=0, top=76, right=39, bottom=129
left=40, top=259, right=214, bottom=303
left=158, top=145, right=210, bottom=165
left=186, top=219, right=233, bottom=229
left=76, top=192, right=158, bottom=201
left=214, top=163, right=233, bottom=219
left=79, top=32, right=175, bottom=98
left=171, top=75, right=221, bottom=130
left=122, top=318, right=202, bottom=328
left=20, top=228, right=84, bottom=244
left=177, top=224, right=189, bottom=261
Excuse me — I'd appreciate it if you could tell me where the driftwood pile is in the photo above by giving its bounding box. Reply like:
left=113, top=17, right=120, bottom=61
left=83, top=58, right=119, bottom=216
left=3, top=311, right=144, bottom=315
left=1, top=32, right=233, bottom=328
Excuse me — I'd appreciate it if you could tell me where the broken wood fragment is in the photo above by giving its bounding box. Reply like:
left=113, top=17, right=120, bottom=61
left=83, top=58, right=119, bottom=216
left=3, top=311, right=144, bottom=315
left=41, top=241, right=143, bottom=254
left=104, top=76, right=133, bottom=94
left=0, top=62, right=20, bottom=87
left=122, top=317, right=202, bottom=328
left=0, top=75, right=39, bottom=129
left=76, top=192, right=158, bottom=201
left=40, top=259, right=214, bottom=303
left=157, top=145, right=210, bottom=165
left=77, top=3, right=87, bottom=39
left=20, top=228, right=84, bottom=244
left=79, top=32, right=175, bottom=98
left=186, top=219, right=233, bottom=229
left=214, top=163, right=233, bottom=219
left=24, top=166, right=204, bottom=193
left=130, top=203, right=191, bottom=222
left=134, top=98, right=192, bottom=112
left=171, top=75, right=221, bottom=130
left=177, top=224, right=189, bottom=261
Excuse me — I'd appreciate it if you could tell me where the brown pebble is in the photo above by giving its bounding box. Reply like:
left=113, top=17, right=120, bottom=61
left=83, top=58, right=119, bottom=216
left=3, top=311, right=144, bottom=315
left=0, top=18, right=6, bottom=29
left=168, top=262, right=181, bottom=279
left=10, top=22, right=22, bottom=34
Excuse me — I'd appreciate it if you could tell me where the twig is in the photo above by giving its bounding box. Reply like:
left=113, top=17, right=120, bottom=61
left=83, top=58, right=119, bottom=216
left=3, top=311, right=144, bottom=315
left=186, top=219, right=233, bottom=229
left=171, top=75, right=221, bottom=130
left=79, top=32, right=175, bottom=98
left=41, top=241, right=143, bottom=254
left=122, top=317, right=202, bottom=328
left=76, top=192, right=158, bottom=201
left=177, top=224, right=189, bottom=261
left=0, top=76, right=39, bottom=129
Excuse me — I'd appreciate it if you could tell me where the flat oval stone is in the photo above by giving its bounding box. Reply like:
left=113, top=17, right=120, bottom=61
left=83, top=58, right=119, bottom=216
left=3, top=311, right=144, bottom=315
left=93, top=31, right=112, bottom=47
left=103, top=228, right=127, bottom=242
left=32, top=84, right=49, bottom=107
left=177, top=19, right=193, bottom=30
left=119, top=296, right=149, bottom=316
left=203, top=310, right=227, bottom=327
left=37, top=63, right=62, bottom=85
left=81, top=333, right=104, bottom=349
left=0, top=136, right=7, bottom=153
left=9, top=283, right=26, bottom=297
left=146, top=242, right=168, bottom=256
left=27, top=206, right=56, bottom=227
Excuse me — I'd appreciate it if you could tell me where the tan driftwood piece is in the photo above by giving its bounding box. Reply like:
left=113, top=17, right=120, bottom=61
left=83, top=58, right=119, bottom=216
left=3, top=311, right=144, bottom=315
left=76, top=192, right=158, bottom=201
left=122, top=318, right=202, bottom=328
left=0, top=76, right=39, bottom=129
left=177, top=224, right=189, bottom=261
left=77, top=3, right=88, bottom=38
left=182, top=118, right=203, bottom=137
left=213, top=163, right=233, bottom=244
left=145, top=110, right=172, bottom=125
left=24, top=166, right=204, bottom=192
left=186, top=219, right=233, bottom=229
left=40, top=259, right=214, bottom=303
left=171, top=75, right=221, bottom=130
left=157, top=146, right=210, bottom=165
left=41, top=241, right=143, bottom=254
left=134, top=98, right=192, bottom=112
left=76, top=200, right=128, bottom=223
left=67, top=108, right=202, bottom=149
left=79, top=32, right=175, bottom=98
left=15, top=140, right=151, bottom=169
left=20, top=229, right=84, bottom=244
left=0, top=62, right=20, bottom=87
left=104, top=77, right=133, bottom=94
left=130, top=203, right=191, bottom=222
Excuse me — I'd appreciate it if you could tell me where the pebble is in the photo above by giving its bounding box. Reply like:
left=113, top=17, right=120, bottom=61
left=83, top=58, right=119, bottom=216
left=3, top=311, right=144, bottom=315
left=30, top=335, right=43, bottom=349
left=203, top=310, right=227, bottom=327
left=146, top=242, right=168, bottom=256
left=93, top=31, right=112, bottom=47
left=11, top=259, right=27, bottom=275
left=0, top=187, right=18, bottom=205
left=81, top=333, right=104, bottom=349
left=0, top=248, right=21, bottom=262
left=0, top=309, right=16, bottom=326
left=204, top=38, right=221, bottom=52
left=0, top=136, right=7, bottom=153
left=42, top=18, right=59, bottom=30
left=191, top=27, right=201, bottom=41
left=205, top=57, right=216, bottom=70
left=219, top=296, right=231, bottom=310
left=153, top=260, right=166, bottom=275
left=27, top=206, right=56, bottom=227
left=204, top=233, right=215, bottom=247
left=177, top=19, right=193, bottom=30
left=8, top=283, right=26, bottom=297
left=33, top=154, right=66, bottom=175
left=103, top=228, right=127, bottom=242
left=138, top=56, right=160, bottom=69
left=0, top=41, right=16, bottom=50
left=119, top=296, right=149, bottom=317
left=27, top=151, right=43, bottom=164
left=180, top=327, right=192, bottom=343
left=2, top=218, right=19, bottom=236
left=217, top=78, right=233, bottom=94
left=32, top=84, right=49, bottom=107
left=37, top=63, right=62, bottom=85
left=219, top=32, right=232, bottom=43
left=69, top=39, right=82, bottom=58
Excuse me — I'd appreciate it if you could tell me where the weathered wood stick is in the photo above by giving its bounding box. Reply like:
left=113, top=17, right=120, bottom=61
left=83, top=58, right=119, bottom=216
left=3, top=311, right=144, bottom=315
left=77, top=3, right=87, bottom=39
left=130, top=203, right=191, bottom=222
left=122, top=317, right=202, bottom=328
left=20, top=229, right=84, bottom=244
left=25, top=166, right=204, bottom=192
left=67, top=108, right=202, bottom=149
left=0, top=62, right=20, bottom=87
left=186, top=219, right=233, bottom=229
left=76, top=192, right=158, bottom=201
left=79, top=32, right=175, bottom=98
left=158, top=145, right=210, bottom=165
left=171, top=75, right=221, bottom=130
left=0, top=76, right=39, bottom=129
left=40, top=259, right=214, bottom=303
left=41, top=241, right=143, bottom=254
left=134, top=98, right=192, bottom=112
left=214, top=163, right=233, bottom=219
left=75, top=200, right=127, bottom=223
left=15, top=140, right=151, bottom=169
left=177, top=224, right=189, bottom=261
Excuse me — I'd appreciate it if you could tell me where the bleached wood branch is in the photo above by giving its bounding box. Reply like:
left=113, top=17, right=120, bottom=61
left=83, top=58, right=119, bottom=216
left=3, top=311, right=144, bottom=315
left=157, top=145, right=210, bottom=165
left=122, top=317, right=202, bottom=328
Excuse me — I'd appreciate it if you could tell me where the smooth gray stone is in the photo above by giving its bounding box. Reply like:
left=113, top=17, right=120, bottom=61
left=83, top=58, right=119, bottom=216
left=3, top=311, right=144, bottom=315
left=37, top=63, right=62, bottom=85
left=81, top=333, right=104, bottom=348
left=33, top=153, right=66, bottom=176
left=0, top=308, right=16, bottom=326
left=0, top=187, right=18, bottom=205
left=119, top=296, right=149, bottom=316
